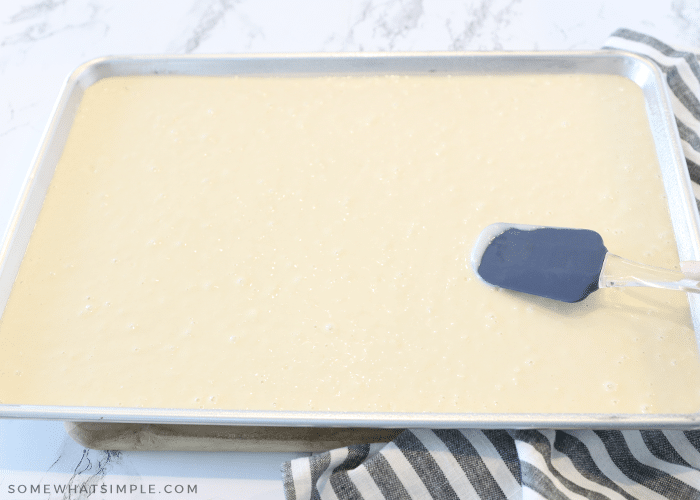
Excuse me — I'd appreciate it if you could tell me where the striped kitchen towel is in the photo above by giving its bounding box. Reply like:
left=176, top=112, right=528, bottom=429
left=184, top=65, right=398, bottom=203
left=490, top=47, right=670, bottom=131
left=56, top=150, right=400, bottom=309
left=281, top=31, right=700, bottom=500
left=282, top=429, right=700, bottom=499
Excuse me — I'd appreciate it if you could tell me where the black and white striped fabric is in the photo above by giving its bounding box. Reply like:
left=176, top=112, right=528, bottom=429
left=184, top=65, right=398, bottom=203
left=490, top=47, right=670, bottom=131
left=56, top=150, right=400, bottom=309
left=282, top=429, right=700, bottom=499
left=281, top=30, right=700, bottom=500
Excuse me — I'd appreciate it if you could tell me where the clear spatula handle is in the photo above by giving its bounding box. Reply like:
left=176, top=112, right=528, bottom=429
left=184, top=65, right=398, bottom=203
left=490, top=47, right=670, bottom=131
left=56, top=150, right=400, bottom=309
left=599, top=254, right=700, bottom=293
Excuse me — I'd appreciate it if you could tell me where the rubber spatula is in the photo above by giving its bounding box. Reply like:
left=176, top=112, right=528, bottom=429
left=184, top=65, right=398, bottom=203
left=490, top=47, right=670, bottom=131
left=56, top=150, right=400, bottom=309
left=471, top=223, right=700, bottom=303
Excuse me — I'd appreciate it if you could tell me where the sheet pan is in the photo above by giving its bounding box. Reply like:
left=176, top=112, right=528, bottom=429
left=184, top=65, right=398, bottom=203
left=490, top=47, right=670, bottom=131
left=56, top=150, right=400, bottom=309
left=2, top=51, right=700, bottom=432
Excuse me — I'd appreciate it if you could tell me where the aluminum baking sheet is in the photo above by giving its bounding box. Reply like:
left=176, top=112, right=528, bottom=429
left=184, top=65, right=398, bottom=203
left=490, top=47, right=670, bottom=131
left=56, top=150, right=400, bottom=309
left=2, top=51, right=700, bottom=430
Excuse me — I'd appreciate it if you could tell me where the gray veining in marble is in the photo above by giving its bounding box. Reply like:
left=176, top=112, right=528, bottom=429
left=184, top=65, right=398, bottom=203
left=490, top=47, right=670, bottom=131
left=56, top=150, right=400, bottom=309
left=3, top=1, right=105, bottom=49
left=446, top=0, right=523, bottom=51
left=9, top=0, right=67, bottom=23
left=180, top=0, right=238, bottom=53
left=323, top=0, right=428, bottom=51
left=49, top=448, right=130, bottom=499
left=671, top=0, right=700, bottom=47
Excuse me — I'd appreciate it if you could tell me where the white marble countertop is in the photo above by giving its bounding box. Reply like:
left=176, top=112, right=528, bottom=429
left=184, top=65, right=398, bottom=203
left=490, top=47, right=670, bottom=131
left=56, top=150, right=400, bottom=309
left=1, top=0, right=698, bottom=498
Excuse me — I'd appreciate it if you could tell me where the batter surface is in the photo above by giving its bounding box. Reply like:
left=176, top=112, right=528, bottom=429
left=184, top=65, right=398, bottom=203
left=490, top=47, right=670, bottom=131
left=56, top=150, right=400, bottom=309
left=0, top=73, right=698, bottom=414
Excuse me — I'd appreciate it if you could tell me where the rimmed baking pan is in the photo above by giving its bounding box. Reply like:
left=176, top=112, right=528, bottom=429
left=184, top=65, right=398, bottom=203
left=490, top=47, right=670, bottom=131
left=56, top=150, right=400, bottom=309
left=2, top=51, right=700, bottom=445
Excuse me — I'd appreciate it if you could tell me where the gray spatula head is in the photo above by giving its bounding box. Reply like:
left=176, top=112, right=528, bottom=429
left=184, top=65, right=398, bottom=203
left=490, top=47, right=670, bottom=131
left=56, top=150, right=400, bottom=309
left=472, top=223, right=608, bottom=303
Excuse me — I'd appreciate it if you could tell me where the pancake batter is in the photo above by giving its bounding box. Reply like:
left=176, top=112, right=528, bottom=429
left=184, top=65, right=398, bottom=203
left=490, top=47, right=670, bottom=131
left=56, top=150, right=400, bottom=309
left=0, top=73, right=698, bottom=414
